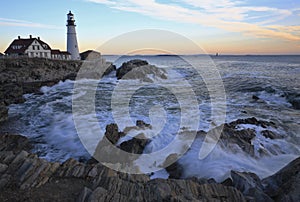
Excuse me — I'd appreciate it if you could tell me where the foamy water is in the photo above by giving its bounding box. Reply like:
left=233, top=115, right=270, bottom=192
left=2, top=55, right=300, bottom=180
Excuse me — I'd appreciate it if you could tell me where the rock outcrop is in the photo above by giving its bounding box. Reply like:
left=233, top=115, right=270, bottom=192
left=231, top=171, right=273, bottom=201
left=0, top=58, right=81, bottom=123
left=164, top=117, right=284, bottom=179
left=0, top=57, right=115, bottom=123
left=285, top=93, right=300, bottom=110
left=116, top=59, right=167, bottom=82
left=116, top=59, right=149, bottom=79
left=0, top=134, right=247, bottom=201
left=213, top=117, right=280, bottom=156
left=262, top=157, right=300, bottom=201
left=93, top=121, right=151, bottom=166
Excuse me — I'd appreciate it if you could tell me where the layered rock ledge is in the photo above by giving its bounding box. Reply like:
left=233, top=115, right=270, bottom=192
left=0, top=134, right=246, bottom=202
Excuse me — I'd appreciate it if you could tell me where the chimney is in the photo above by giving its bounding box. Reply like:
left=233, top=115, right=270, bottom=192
left=38, top=37, right=40, bottom=40
left=29, top=35, right=32, bottom=39
left=18, top=36, right=21, bottom=39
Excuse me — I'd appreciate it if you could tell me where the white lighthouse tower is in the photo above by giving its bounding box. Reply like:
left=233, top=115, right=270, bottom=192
left=66, top=11, right=80, bottom=60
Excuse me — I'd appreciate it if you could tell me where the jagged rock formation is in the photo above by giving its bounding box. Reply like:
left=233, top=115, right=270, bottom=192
left=230, top=171, right=273, bottom=201
left=0, top=134, right=247, bottom=201
left=116, top=59, right=167, bottom=82
left=93, top=121, right=151, bottom=167
left=168, top=117, right=283, bottom=180
left=210, top=117, right=282, bottom=157
left=262, top=157, right=300, bottom=201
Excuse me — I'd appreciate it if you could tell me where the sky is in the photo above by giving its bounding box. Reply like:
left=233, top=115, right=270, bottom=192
left=0, top=0, right=300, bottom=55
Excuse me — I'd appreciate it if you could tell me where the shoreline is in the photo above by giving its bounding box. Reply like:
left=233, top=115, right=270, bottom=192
left=0, top=131, right=299, bottom=201
left=0, top=57, right=115, bottom=123
left=0, top=57, right=299, bottom=201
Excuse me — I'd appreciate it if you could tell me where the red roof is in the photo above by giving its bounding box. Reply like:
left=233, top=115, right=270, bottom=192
left=4, top=37, right=51, bottom=55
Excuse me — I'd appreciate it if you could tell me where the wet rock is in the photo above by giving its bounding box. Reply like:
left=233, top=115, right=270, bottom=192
left=231, top=117, right=276, bottom=128
left=231, top=171, right=272, bottom=201
left=104, top=123, right=125, bottom=145
left=286, top=93, right=300, bottom=110
left=252, top=95, right=260, bottom=100
left=217, top=124, right=256, bottom=156
left=261, top=130, right=282, bottom=139
left=136, top=120, right=152, bottom=128
left=103, top=64, right=116, bottom=76
left=262, top=157, right=300, bottom=201
left=162, top=153, right=183, bottom=179
left=0, top=134, right=32, bottom=153
left=205, top=117, right=282, bottom=156
left=116, top=59, right=149, bottom=79
left=119, top=134, right=150, bottom=154
left=290, top=98, right=300, bottom=110
left=116, top=59, right=167, bottom=82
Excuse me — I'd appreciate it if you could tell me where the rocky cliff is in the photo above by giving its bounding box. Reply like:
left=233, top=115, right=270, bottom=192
left=0, top=57, right=115, bottom=123
left=0, top=58, right=81, bottom=122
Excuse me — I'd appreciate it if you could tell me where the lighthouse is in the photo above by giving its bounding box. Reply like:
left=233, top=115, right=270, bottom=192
left=66, top=11, right=80, bottom=60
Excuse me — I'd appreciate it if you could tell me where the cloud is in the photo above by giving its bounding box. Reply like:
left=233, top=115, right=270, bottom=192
left=87, top=0, right=300, bottom=41
left=0, top=18, right=63, bottom=29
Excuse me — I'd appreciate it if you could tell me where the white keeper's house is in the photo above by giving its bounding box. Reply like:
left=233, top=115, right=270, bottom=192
left=4, top=35, right=71, bottom=60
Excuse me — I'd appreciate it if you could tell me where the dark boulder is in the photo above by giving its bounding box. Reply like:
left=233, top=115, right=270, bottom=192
left=162, top=153, right=183, bottom=179
left=119, top=134, right=150, bottom=154
left=103, top=64, right=116, bottom=76
left=252, top=95, right=260, bottom=101
left=119, top=121, right=152, bottom=154
left=104, top=123, right=125, bottom=145
left=289, top=97, right=300, bottom=110
left=116, top=59, right=167, bottom=82
left=116, top=59, right=149, bottom=79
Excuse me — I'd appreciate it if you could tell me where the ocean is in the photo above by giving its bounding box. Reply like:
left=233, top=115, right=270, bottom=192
left=2, top=55, right=300, bottom=182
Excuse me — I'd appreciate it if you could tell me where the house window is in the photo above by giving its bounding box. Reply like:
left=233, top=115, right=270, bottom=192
left=32, top=45, right=35, bottom=50
left=37, top=46, right=40, bottom=50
